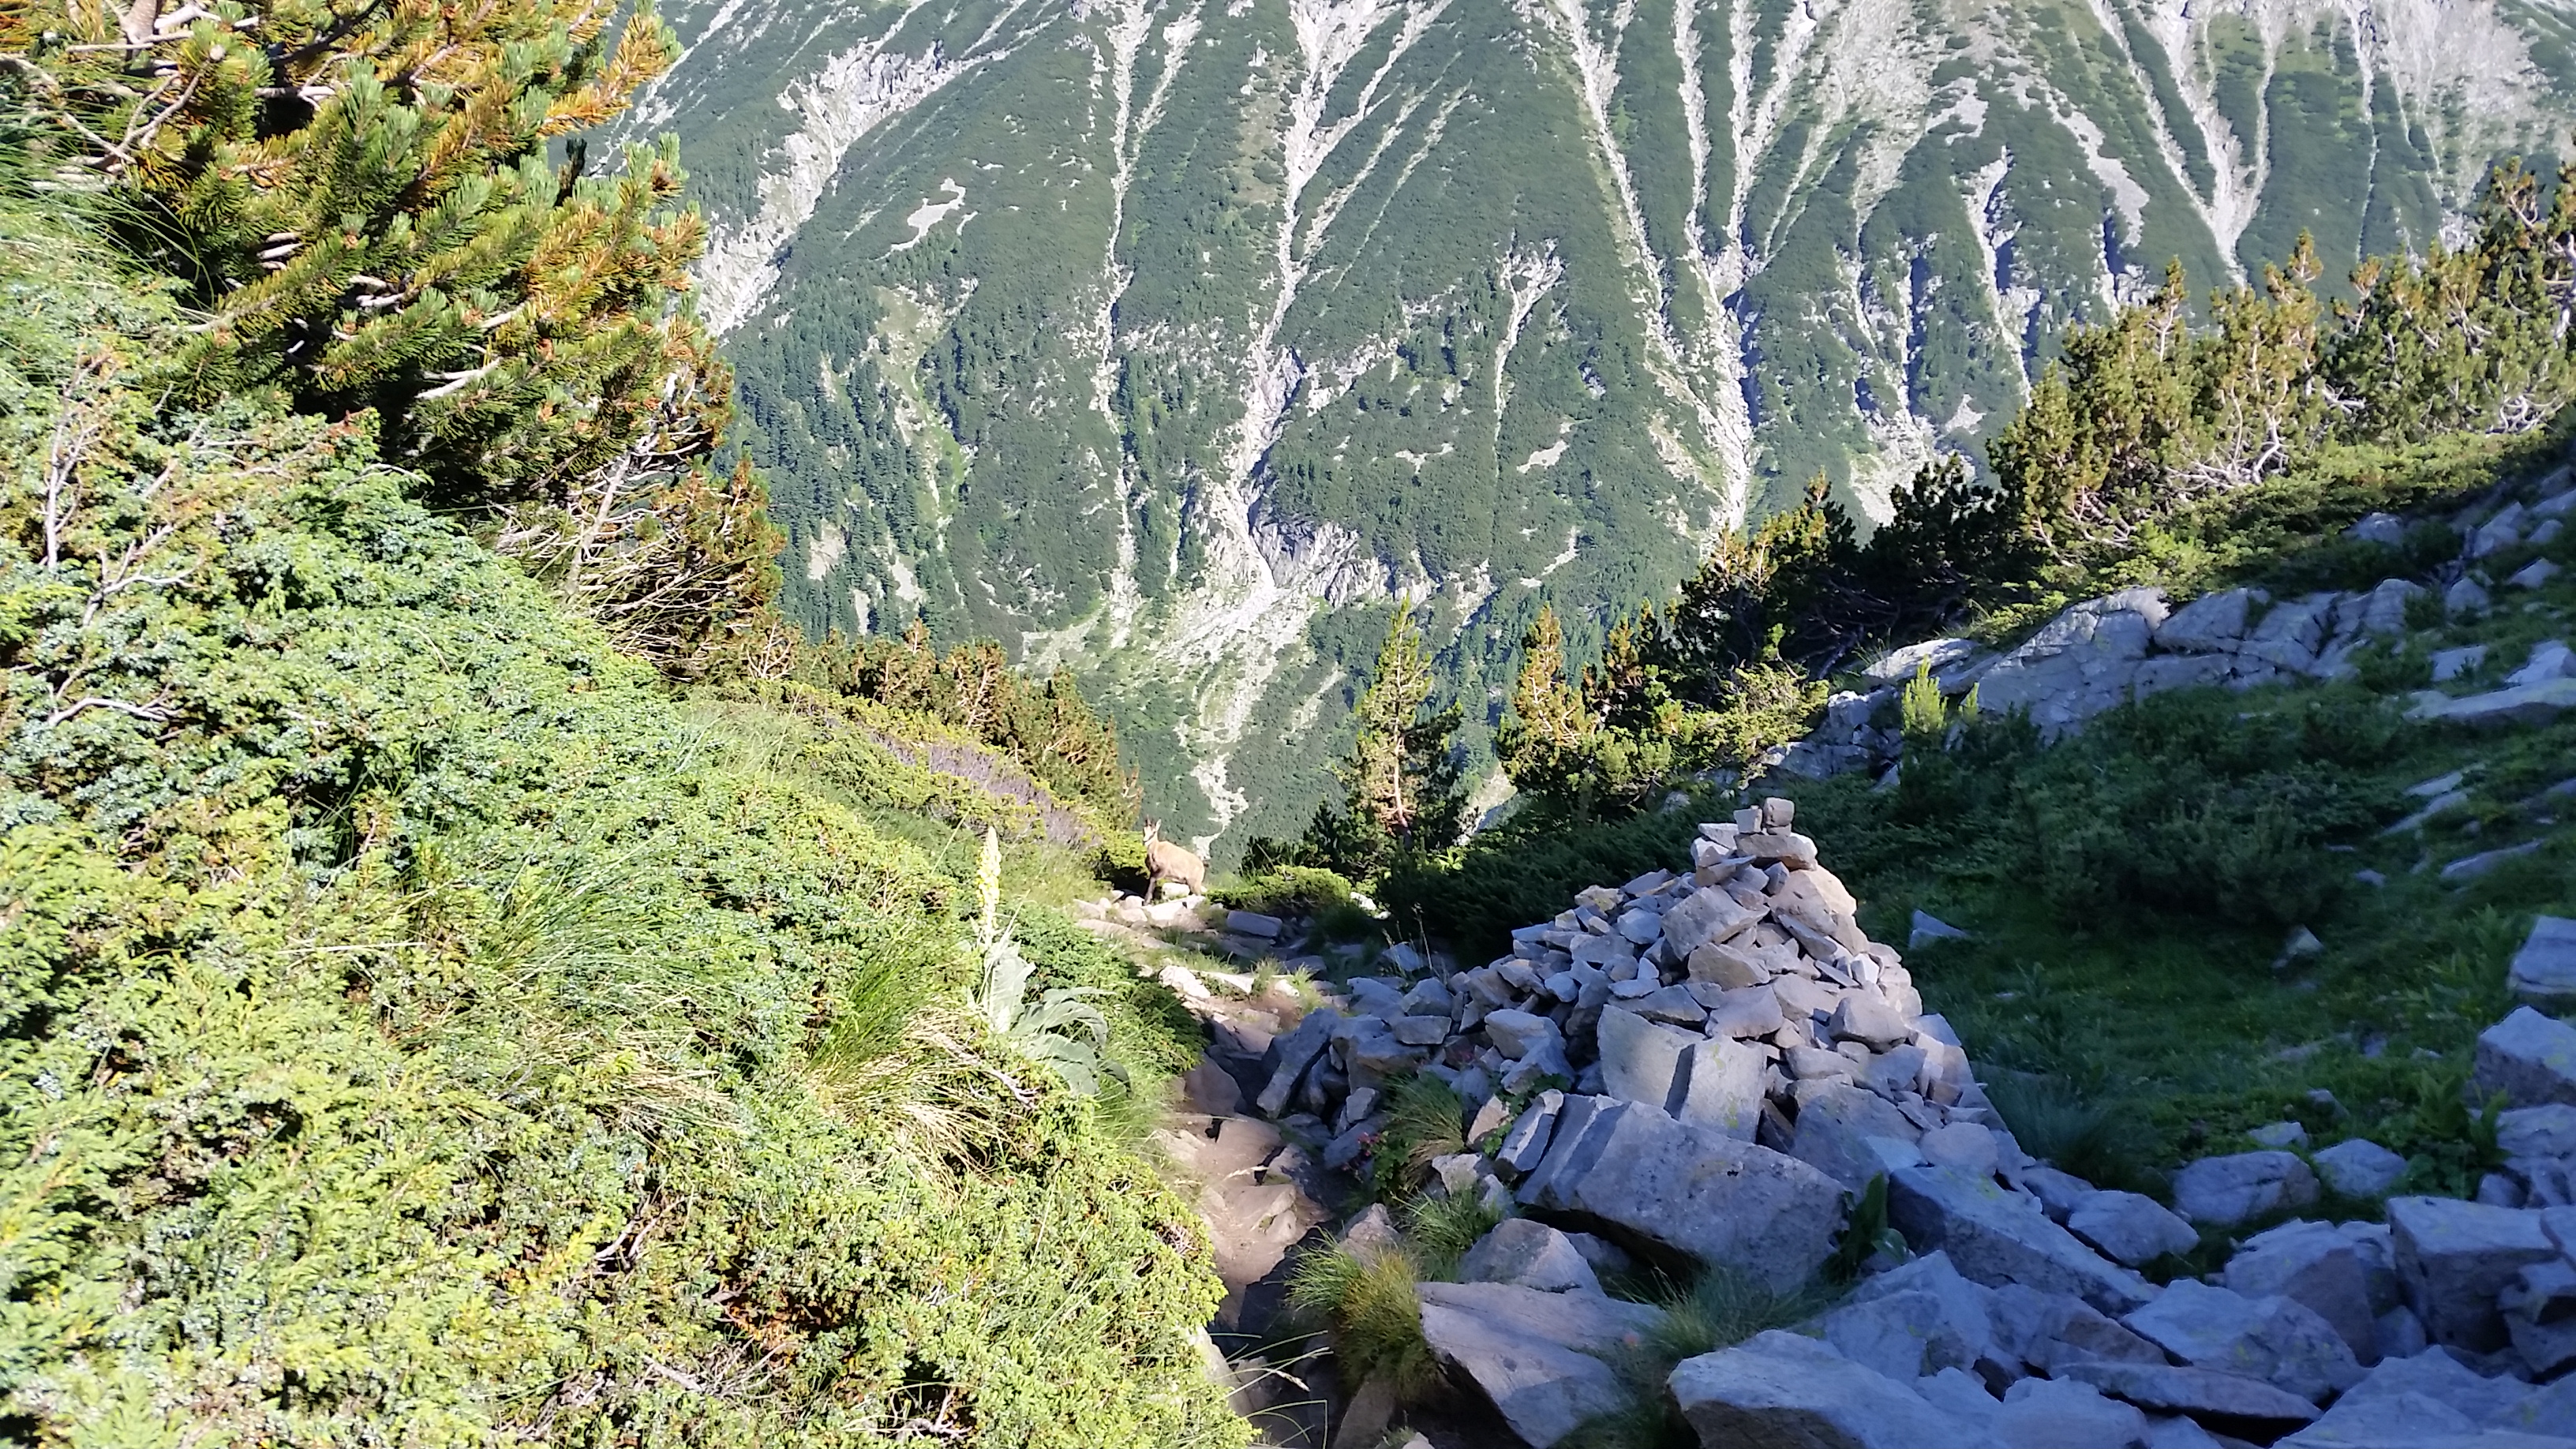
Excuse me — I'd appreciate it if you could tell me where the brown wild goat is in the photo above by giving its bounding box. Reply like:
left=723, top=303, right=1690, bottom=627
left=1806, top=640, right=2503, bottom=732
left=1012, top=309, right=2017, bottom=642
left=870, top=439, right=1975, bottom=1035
left=1142, top=821, right=1205, bottom=900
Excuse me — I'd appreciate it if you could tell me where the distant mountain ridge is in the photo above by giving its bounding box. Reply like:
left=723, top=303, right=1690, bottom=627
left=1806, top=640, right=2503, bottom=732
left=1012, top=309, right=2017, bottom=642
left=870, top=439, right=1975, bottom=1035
left=619, top=0, right=2576, bottom=854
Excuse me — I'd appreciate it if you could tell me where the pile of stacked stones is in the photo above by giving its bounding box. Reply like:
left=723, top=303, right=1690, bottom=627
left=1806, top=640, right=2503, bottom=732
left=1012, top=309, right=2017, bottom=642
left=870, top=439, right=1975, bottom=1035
left=1245, top=816, right=2576, bottom=1447
left=1779, top=471, right=2576, bottom=781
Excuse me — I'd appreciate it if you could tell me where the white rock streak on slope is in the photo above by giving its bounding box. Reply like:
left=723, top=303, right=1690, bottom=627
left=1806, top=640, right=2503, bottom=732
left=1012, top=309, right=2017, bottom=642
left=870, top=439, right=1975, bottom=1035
left=1088, top=0, right=1206, bottom=649
left=1157, top=0, right=1451, bottom=841
left=1492, top=242, right=1564, bottom=471
left=694, top=1, right=986, bottom=335
left=1526, top=0, right=1750, bottom=527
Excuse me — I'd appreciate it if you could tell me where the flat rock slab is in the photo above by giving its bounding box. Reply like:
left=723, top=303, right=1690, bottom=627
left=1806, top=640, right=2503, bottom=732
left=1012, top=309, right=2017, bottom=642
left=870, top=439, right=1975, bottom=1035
left=1889, top=1164, right=2155, bottom=1314
left=2222, top=1220, right=2390, bottom=1367
left=2069, top=1190, right=2200, bottom=1267
left=1417, top=1281, right=1658, bottom=1448
left=1670, top=1330, right=1986, bottom=1449
left=2061, top=1360, right=2323, bottom=1432
left=2312, top=1139, right=2409, bottom=1200
left=2410, top=677, right=2576, bottom=728
left=1522, top=1100, right=1845, bottom=1293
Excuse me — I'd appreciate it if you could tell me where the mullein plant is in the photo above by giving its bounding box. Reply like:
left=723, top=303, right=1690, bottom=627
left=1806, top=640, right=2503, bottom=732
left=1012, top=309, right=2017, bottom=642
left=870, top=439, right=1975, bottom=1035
left=968, top=828, right=1112, bottom=1096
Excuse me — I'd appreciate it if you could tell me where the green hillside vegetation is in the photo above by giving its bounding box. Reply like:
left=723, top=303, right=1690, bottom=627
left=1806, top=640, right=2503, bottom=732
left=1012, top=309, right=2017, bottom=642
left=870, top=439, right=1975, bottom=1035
left=0, top=1, right=1237, bottom=1440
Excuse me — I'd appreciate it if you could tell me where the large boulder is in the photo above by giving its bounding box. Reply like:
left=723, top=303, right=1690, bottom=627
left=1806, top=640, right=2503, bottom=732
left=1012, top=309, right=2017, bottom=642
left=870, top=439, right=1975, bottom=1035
left=2387, top=1195, right=2563, bottom=1352
left=2312, top=1139, right=2409, bottom=1200
left=2277, top=1348, right=2571, bottom=1449
left=1518, top=1100, right=1846, bottom=1293
left=2480, top=1009, right=2576, bottom=1109
left=1668, top=1330, right=1987, bottom=1449
left=2222, top=1220, right=2394, bottom=1365
left=1888, top=1165, right=2155, bottom=1314
left=2121, top=1279, right=2363, bottom=1403
left=2156, top=587, right=2263, bottom=653
left=2170, top=1151, right=2320, bottom=1227
left=1416, top=1280, right=1659, bottom=1448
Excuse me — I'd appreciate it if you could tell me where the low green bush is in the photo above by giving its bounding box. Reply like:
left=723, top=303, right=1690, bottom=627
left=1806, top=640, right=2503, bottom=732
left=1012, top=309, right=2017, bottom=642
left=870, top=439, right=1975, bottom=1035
left=1213, top=865, right=1360, bottom=918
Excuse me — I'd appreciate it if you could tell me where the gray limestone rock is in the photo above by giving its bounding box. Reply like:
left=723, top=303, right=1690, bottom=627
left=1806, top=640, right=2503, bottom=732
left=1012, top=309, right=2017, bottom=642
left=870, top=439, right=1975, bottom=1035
left=1909, top=910, right=1972, bottom=949
left=2171, top=1151, right=2320, bottom=1227
left=2435, top=645, right=2491, bottom=682
left=1494, top=1091, right=1563, bottom=1179
left=2478, top=1009, right=2576, bottom=1110
left=2223, top=1220, right=2394, bottom=1366
left=1597, top=1005, right=1696, bottom=1109
left=2510, top=919, right=2576, bottom=1013
left=2413, top=678, right=2576, bottom=728
left=2120, top=1279, right=2364, bottom=1403
left=2501, top=1258, right=2576, bottom=1377
left=1849, top=1252, right=2002, bottom=1372
left=2333, top=1346, right=2534, bottom=1424
left=1887, top=1164, right=2156, bottom=1314
left=1791, top=1080, right=1927, bottom=1189
left=2156, top=587, right=2263, bottom=653
left=1919, top=1120, right=2004, bottom=1179
left=2450, top=576, right=2495, bottom=616
left=1702, top=984, right=1786, bottom=1038
left=2057, top=1361, right=2323, bottom=1431
left=1995, top=1376, right=2152, bottom=1449
left=1672, top=1035, right=1765, bottom=1140
left=1828, top=994, right=1914, bottom=1049
left=1461, top=1218, right=1604, bottom=1296
left=1661, top=886, right=1761, bottom=957
left=2388, top=1194, right=2562, bottom=1352
left=1986, top=1282, right=2169, bottom=1374
left=1669, top=1330, right=1986, bottom=1449
left=1818, top=1289, right=1980, bottom=1381
left=1417, top=1280, right=1659, bottom=1448
left=2023, top=1166, right=2098, bottom=1222
left=2313, top=1139, right=2409, bottom=1200
left=1484, top=1008, right=1563, bottom=1062
left=1915, top=1366, right=2003, bottom=1433
left=2503, top=1106, right=2576, bottom=1160
left=1256, top=1007, right=1341, bottom=1117
left=1519, top=1101, right=1846, bottom=1293
left=2068, top=1190, right=2200, bottom=1267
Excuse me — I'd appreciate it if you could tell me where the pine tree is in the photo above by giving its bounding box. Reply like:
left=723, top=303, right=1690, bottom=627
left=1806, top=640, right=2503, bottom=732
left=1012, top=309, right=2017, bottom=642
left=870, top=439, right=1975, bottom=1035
left=1303, top=608, right=1464, bottom=874
left=2, top=0, right=775, bottom=677
left=1496, top=606, right=1601, bottom=817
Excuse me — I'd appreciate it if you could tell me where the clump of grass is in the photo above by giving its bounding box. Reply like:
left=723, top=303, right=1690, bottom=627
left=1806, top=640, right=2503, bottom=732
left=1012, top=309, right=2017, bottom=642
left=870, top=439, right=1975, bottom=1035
left=1563, top=1265, right=1841, bottom=1449
left=1284, top=1241, right=1438, bottom=1397
left=1399, top=1191, right=1507, bottom=1281
left=1983, top=1072, right=2161, bottom=1194
left=1368, top=1073, right=1467, bottom=1200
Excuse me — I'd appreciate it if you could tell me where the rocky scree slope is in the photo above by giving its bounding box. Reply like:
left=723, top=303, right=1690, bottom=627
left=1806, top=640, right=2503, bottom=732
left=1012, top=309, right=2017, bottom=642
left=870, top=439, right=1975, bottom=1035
left=1163, top=801, right=2576, bottom=1447
left=618, top=0, right=2576, bottom=852
left=1785, top=459, right=2576, bottom=784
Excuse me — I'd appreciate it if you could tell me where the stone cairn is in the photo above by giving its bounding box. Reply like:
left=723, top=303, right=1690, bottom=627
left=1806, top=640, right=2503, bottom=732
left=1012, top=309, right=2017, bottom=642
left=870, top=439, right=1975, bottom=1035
left=1226, top=807, right=2576, bottom=1448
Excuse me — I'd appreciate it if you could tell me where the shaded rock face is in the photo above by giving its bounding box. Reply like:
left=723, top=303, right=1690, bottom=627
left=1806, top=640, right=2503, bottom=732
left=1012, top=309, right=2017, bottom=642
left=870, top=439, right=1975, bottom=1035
left=1416, top=1281, right=1659, bottom=1448
left=1888, top=1165, right=2155, bottom=1315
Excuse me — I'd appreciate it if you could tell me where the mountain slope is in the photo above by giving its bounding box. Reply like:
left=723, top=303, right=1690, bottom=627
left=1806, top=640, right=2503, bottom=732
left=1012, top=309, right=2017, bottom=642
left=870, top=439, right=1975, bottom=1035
left=624, top=0, right=2576, bottom=852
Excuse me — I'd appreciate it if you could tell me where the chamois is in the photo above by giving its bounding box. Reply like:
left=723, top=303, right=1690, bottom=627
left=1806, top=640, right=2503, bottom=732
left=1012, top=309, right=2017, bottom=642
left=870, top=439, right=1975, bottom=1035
left=1142, top=821, right=1205, bottom=900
